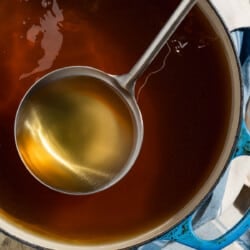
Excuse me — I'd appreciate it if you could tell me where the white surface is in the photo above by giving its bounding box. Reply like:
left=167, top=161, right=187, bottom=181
left=221, top=156, right=250, bottom=212
left=210, top=0, right=250, bottom=31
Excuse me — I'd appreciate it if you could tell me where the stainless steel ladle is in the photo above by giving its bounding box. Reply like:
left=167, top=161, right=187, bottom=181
left=14, top=0, right=196, bottom=195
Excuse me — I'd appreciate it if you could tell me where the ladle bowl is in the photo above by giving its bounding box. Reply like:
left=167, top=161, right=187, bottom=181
left=14, top=66, right=143, bottom=194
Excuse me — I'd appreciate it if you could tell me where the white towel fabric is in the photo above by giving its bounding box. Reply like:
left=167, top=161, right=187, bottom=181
left=210, top=0, right=250, bottom=31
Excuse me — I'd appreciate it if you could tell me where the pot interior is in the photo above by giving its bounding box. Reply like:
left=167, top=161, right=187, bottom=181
left=0, top=0, right=241, bottom=249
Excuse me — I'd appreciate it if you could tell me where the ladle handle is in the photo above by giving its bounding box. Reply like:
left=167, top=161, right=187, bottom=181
left=120, top=0, right=197, bottom=92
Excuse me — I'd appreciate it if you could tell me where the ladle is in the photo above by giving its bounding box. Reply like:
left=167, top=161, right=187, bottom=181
left=15, top=0, right=196, bottom=195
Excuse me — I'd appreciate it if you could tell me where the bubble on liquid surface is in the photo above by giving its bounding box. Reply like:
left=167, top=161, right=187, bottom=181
left=41, top=0, right=52, bottom=8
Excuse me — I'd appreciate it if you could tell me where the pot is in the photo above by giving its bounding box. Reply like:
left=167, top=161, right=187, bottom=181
left=0, top=0, right=249, bottom=249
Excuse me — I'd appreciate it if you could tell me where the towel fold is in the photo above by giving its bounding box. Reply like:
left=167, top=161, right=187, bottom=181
left=210, top=0, right=250, bottom=31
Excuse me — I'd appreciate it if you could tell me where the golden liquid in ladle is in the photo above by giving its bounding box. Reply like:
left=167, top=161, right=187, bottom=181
left=15, top=76, right=134, bottom=193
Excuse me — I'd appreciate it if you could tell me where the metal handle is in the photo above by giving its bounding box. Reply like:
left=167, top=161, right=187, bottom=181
left=161, top=209, right=250, bottom=250
left=137, top=209, right=250, bottom=250
left=118, top=0, right=197, bottom=92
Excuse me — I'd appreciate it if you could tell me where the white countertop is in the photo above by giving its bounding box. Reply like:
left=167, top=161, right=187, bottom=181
left=210, top=0, right=250, bottom=31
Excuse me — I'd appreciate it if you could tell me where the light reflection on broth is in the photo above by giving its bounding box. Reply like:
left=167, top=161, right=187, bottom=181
left=20, top=0, right=64, bottom=79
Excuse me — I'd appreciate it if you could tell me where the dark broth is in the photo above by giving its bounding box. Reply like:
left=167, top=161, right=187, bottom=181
left=0, top=0, right=231, bottom=245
